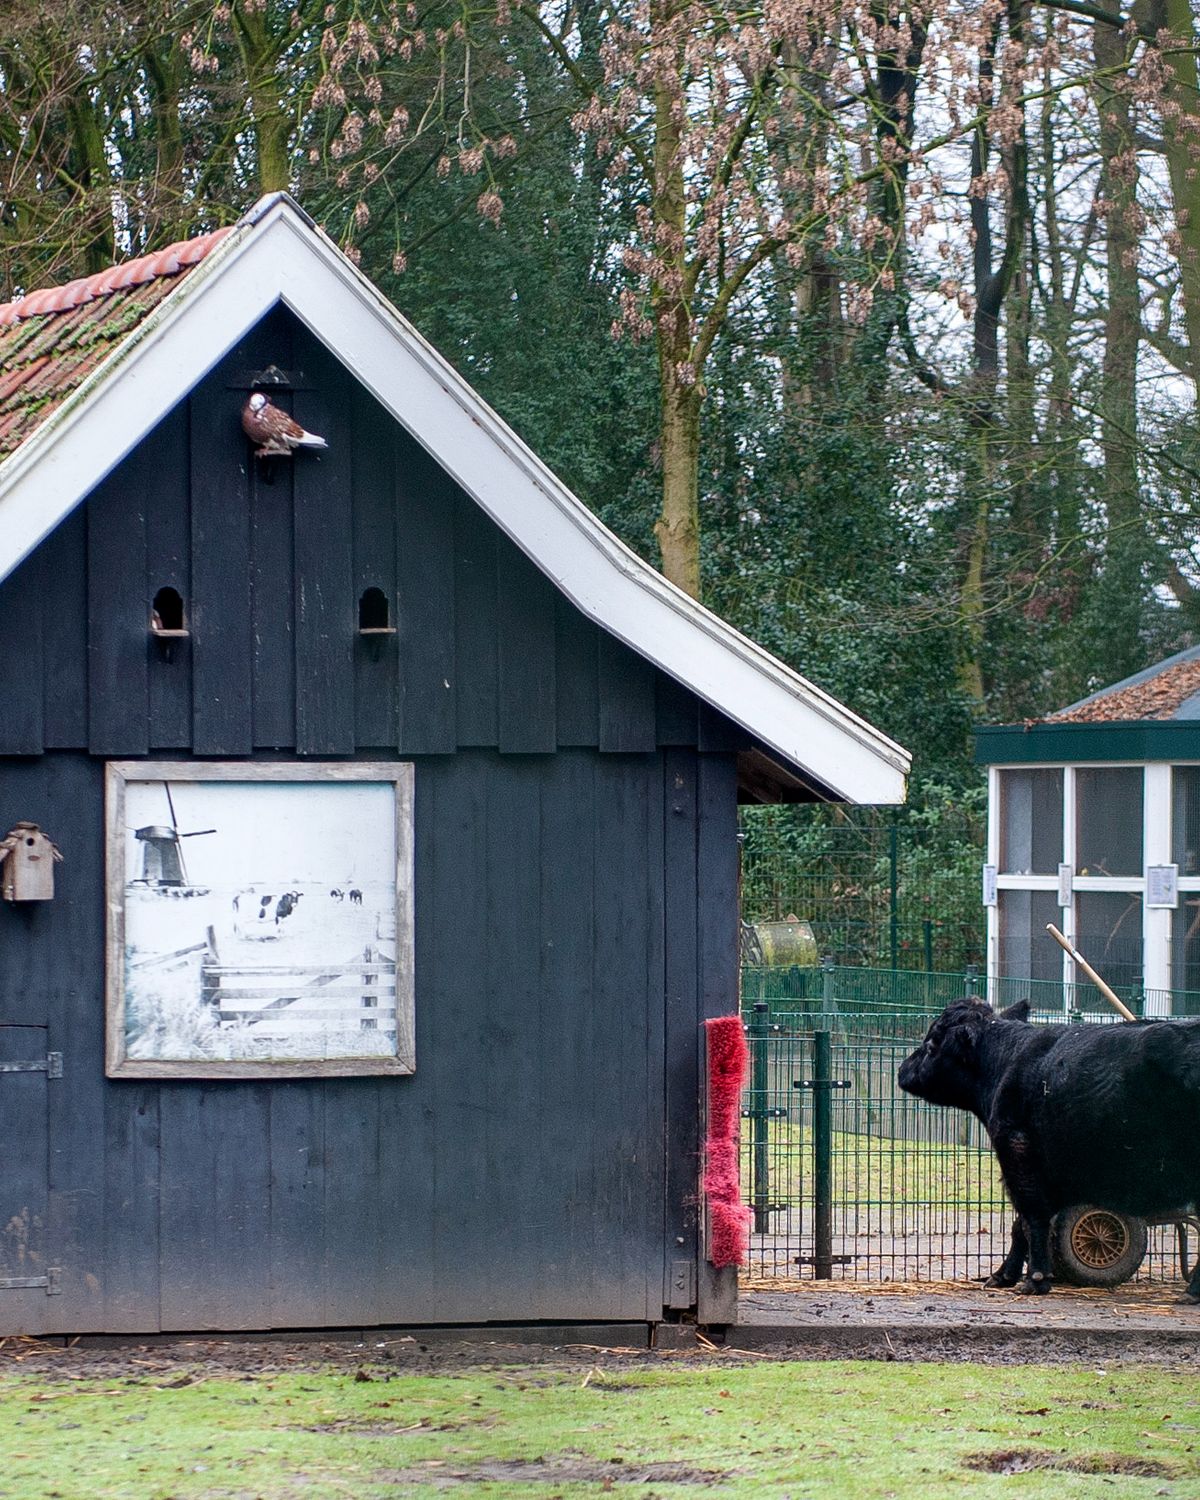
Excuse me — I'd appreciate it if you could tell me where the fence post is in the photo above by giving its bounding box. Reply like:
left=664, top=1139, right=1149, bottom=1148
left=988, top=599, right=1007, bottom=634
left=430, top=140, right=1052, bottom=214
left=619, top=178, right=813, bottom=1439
left=964, top=962, right=979, bottom=998
left=812, top=1030, right=834, bottom=1280
left=749, top=1002, right=772, bottom=1234
left=889, top=825, right=899, bottom=970
left=923, top=919, right=934, bottom=975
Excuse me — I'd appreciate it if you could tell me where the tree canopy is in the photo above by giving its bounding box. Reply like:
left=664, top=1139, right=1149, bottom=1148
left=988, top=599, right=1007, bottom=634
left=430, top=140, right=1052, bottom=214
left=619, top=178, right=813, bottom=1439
left=4, top=0, right=1200, bottom=802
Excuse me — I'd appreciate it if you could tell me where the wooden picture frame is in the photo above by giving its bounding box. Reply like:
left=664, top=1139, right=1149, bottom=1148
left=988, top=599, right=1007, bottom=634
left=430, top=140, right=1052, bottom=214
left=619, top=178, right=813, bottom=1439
left=105, top=761, right=415, bottom=1079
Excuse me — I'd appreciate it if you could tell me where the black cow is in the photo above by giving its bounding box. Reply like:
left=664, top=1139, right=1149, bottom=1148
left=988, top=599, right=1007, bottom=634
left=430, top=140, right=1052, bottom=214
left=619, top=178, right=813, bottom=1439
left=275, top=891, right=301, bottom=924
left=897, top=997, right=1200, bottom=1300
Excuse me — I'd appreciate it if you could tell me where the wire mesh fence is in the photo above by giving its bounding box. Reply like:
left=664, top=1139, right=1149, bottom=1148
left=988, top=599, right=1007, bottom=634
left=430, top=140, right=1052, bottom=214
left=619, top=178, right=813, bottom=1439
left=739, top=803, right=985, bottom=974
left=740, top=970, right=1197, bottom=1285
left=743, top=962, right=1200, bottom=1022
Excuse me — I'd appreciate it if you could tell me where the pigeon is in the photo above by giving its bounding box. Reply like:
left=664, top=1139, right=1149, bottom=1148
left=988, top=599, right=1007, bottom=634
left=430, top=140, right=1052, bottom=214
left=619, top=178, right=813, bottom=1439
left=241, top=392, right=328, bottom=457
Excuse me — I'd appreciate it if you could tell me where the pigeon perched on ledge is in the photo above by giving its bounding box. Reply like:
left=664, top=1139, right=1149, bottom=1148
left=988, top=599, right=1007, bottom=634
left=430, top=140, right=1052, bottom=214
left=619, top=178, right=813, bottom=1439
left=241, top=392, right=328, bottom=457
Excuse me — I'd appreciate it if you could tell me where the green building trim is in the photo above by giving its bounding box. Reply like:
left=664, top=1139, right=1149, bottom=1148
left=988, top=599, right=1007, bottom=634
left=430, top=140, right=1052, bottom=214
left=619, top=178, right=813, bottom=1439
left=975, top=722, right=1200, bottom=765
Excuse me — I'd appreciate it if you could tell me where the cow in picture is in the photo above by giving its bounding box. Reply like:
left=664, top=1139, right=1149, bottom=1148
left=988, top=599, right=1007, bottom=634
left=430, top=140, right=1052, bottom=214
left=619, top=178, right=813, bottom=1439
left=897, top=997, right=1200, bottom=1300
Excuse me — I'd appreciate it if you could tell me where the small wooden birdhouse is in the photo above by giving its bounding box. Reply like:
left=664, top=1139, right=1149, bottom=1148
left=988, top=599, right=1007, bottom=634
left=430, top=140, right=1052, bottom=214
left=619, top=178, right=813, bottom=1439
left=0, top=822, right=63, bottom=902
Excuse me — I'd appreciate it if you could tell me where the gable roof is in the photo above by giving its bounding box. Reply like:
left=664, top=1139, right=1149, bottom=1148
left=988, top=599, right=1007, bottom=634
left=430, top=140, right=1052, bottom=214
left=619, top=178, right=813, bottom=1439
left=0, top=194, right=908, bottom=804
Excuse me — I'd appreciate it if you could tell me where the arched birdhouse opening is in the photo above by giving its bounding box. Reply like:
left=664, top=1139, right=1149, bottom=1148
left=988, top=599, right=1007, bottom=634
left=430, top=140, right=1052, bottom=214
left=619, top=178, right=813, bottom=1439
left=358, top=587, right=396, bottom=658
left=150, top=586, right=189, bottom=661
left=358, top=587, right=391, bottom=632
left=152, top=587, right=186, bottom=633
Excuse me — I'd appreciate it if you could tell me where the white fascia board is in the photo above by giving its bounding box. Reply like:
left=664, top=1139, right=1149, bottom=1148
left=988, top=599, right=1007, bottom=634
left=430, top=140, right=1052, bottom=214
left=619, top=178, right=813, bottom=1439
left=0, top=196, right=909, bottom=803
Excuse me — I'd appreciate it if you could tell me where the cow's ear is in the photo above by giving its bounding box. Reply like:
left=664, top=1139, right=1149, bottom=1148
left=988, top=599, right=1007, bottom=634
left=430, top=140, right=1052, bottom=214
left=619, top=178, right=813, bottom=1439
left=998, top=999, right=1031, bottom=1023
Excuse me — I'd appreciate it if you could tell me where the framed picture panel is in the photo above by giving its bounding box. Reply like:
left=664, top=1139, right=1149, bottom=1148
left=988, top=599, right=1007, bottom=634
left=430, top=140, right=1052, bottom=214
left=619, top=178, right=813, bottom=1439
left=105, top=762, right=414, bottom=1078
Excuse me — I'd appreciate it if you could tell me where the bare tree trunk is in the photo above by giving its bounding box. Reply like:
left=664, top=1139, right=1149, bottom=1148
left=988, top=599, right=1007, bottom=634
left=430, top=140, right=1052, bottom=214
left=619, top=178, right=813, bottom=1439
left=650, top=26, right=703, bottom=598
left=1041, top=78, right=1084, bottom=577
left=234, top=2, right=291, bottom=194
left=1093, top=17, right=1145, bottom=674
left=657, top=361, right=703, bottom=597
left=1135, top=0, right=1200, bottom=388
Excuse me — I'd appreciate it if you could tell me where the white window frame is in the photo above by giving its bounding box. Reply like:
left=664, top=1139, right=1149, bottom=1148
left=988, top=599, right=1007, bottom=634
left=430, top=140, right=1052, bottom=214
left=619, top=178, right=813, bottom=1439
left=988, top=760, right=1185, bottom=1015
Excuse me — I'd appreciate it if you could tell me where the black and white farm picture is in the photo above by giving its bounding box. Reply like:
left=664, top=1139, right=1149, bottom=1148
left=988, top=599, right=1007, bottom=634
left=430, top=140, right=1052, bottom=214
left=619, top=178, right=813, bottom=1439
left=106, top=765, right=414, bottom=1076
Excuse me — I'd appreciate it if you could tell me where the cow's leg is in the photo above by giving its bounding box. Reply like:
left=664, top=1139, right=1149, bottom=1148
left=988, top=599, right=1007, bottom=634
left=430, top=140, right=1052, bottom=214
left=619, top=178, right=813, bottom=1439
left=1183, top=1245, right=1200, bottom=1304
left=994, top=1130, right=1054, bottom=1295
left=1014, top=1214, right=1054, bottom=1294
left=985, top=1217, right=1027, bottom=1288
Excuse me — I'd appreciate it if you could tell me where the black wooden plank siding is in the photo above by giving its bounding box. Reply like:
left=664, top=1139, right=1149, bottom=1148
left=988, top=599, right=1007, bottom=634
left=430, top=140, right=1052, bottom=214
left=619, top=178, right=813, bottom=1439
left=554, top=596, right=600, bottom=747
left=40, top=756, right=109, bottom=1336
left=87, top=465, right=148, bottom=757
left=101, top=1084, right=162, bottom=1331
left=497, top=536, right=556, bottom=754
left=599, top=631, right=658, bottom=752
left=190, top=343, right=255, bottom=757
left=0, top=540, right=43, bottom=756
left=698, top=700, right=752, bottom=753
left=397, top=441, right=456, bottom=754
left=374, top=749, right=439, bottom=1321
left=158, top=1084, right=273, bottom=1330
left=424, top=752, right=493, bottom=1317
left=591, top=752, right=665, bottom=1318
left=0, top=750, right=102, bottom=1022
left=453, top=491, right=499, bottom=747
left=321, top=1077, right=382, bottom=1324
left=146, top=403, right=192, bottom=751
left=656, top=673, right=699, bottom=746
left=250, top=447, right=297, bottom=749
left=293, top=329, right=356, bottom=756
left=41, top=505, right=88, bottom=750
left=482, top=755, right=544, bottom=1313
left=249, top=313, right=297, bottom=750
left=662, top=749, right=700, bottom=1310
left=267, top=1083, right=327, bottom=1327
left=352, top=386, right=399, bottom=748
left=535, top=750, right=599, bottom=1316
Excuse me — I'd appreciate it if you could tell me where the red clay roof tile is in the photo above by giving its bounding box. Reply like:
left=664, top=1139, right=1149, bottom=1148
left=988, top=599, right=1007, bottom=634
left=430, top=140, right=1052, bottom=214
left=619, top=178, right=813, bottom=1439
left=0, top=225, right=233, bottom=459
left=0, top=227, right=231, bottom=327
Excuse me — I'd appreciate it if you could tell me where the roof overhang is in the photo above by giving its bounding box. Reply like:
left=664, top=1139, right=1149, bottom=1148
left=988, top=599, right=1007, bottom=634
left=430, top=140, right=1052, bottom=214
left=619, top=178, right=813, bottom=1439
left=976, top=721, right=1200, bottom=764
left=0, top=194, right=909, bottom=804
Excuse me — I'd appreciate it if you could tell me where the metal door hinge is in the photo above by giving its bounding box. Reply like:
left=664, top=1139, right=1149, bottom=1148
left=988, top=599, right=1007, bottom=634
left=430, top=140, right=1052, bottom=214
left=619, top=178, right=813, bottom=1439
left=0, top=1267, right=60, bottom=1295
left=0, top=1052, right=61, bottom=1078
left=667, top=1258, right=696, bottom=1309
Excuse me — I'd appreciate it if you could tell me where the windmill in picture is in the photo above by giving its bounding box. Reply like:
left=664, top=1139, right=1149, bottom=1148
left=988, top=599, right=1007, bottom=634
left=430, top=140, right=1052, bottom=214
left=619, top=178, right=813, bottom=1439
left=132, top=782, right=215, bottom=890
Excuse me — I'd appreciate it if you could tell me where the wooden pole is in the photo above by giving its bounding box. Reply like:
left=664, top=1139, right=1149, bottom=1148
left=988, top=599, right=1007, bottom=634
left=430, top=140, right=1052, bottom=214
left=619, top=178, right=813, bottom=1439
left=1045, top=924, right=1137, bottom=1022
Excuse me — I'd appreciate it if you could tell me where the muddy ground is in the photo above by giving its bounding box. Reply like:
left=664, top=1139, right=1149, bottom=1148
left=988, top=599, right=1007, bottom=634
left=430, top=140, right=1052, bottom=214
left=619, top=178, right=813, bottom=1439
left=3, top=1279, right=1199, bottom=1379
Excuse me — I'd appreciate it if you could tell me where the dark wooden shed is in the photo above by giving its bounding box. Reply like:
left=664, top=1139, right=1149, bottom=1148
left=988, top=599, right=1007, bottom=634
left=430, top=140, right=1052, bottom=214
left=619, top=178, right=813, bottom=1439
left=0, top=195, right=909, bottom=1337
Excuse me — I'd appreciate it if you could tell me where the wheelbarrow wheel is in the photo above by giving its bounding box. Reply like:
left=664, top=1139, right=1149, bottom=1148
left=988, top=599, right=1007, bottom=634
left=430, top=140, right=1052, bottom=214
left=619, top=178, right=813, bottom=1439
left=1051, top=1205, right=1148, bottom=1288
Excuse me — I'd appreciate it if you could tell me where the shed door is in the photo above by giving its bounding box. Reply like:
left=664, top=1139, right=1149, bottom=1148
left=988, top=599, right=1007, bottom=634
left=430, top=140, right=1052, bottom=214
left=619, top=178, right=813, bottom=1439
left=0, top=1025, right=54, bottom=1332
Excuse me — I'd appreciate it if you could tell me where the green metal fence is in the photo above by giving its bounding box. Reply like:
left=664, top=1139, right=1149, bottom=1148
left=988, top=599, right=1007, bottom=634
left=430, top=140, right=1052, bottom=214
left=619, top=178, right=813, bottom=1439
left=740, top=969, right=1196, bottom=1284
left=743, top=962, right=1200, bottom=1022
left=739, top=803, right=985, bottom=974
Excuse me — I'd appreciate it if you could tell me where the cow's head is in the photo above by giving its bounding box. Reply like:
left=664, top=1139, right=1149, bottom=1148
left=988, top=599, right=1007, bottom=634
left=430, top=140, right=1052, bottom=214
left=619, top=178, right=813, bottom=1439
left=896, top=997, right=1030, bottom=1109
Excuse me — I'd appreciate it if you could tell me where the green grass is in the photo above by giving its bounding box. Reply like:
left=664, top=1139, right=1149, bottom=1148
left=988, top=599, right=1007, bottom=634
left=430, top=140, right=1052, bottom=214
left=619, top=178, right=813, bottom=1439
left=1, top=1356, right=1198, bottom=1498
left=743, top=1126, right=1008, bottom=1211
